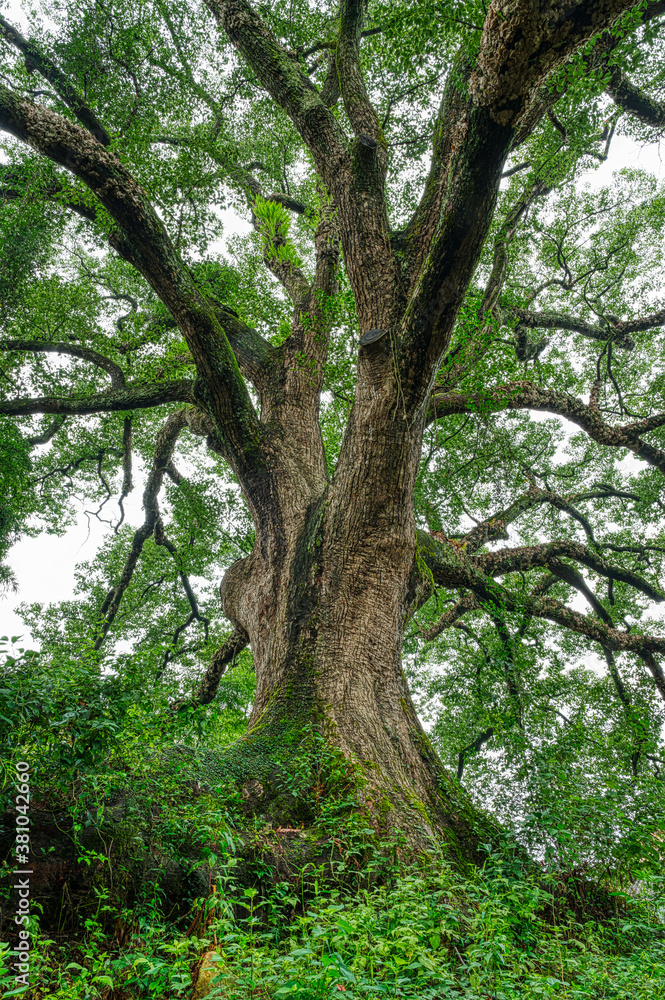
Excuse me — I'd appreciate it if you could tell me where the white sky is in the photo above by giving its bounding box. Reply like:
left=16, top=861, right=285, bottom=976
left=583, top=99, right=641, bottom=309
left=1, top=1, right=665, bottom=649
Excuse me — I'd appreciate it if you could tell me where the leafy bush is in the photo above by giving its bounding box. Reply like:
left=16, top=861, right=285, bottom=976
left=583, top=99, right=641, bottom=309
left=1, top=853, right=664, bottom=999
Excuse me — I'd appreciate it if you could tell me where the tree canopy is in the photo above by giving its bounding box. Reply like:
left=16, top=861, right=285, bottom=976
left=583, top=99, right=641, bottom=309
left=1, top=0, right=665, bottom=867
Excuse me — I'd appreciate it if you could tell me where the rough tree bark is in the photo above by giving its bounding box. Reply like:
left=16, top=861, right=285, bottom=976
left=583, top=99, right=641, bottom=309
left=1, top=0, right=658, bottom=862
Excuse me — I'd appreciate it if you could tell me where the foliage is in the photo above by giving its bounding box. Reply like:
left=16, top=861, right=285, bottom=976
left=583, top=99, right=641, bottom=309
left=1, top=846, right=664, bottom=998
left=2, top=0, right=665, bottom=990
left=2, top=632, right=665, bottom=997
left=2, top=0, right=665, bottom=736
left=0, top=422, right=33, bottom=592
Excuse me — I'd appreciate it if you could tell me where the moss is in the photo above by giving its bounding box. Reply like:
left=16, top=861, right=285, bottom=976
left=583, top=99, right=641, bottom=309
left=171, top=712, right=364, bottom=837
left=374, top=796, right=394, bottom=833
left=414, top=542, right=436, bottom=594
left=401, top=785, right=432, bottom=828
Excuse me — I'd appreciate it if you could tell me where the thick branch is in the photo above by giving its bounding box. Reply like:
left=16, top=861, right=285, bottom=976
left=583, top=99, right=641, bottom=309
left=427, top=381, right=665, bottom=474
left=336, top=0, right=380, bottom=140
left=203, top=0, right=347, bottom=181
left=319, top=50, right=341, bottom=108
left=402, top=0, right=641, bottom=385
left=476, top=539, right=665, bottom=604
left=209, top=304, right=275, bottom=392
left=0, top=13, right=111, bottom=145
left=0, top=379, right=195, bottom=417
left=547, top=559, right=615, bottom=624
left=470, top=0, right=640, bottom=125
left=637, top=650, right=665, bottom=701
left=136, top=298, right=274, bottom=393
left=526, top=593, right=665, bottom=661
left=204, top=0, right=397, bottom=341
left=195, top=629, right=249, bottom=705
left=0, top=86, right=261, bottom=474
left=606, top=64, right=665, bottom=128
left=512, top=308, right=636, bottom=349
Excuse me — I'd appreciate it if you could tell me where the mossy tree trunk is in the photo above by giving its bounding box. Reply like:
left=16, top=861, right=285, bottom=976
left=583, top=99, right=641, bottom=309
left=0, top=0, right=642, bottom=865
left=217, top=346, right=493, bottom=858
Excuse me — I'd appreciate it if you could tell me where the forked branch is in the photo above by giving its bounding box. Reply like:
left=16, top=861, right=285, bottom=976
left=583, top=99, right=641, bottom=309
left=427, top=381, right=665, bottom=475
left=476, top=539, right=665, bottom=604
left=0, top=85, right=261, bottom=471
left=95, top=410, right=189, bottom=649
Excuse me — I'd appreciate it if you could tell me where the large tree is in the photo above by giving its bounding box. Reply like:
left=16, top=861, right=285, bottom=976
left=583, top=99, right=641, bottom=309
left=2, top=0, right=665, bottom=857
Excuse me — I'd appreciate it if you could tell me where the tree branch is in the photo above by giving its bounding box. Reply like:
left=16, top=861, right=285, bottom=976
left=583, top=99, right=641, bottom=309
left=336, top=0, right=380, bottom=140
left=203, top=0, right=347, bottom=180
left=547, top=558, right=615, bottom=624
left=606, top=64, right=665, bottom=128
left=458, top=726, right=495, bottom=781
left=476, top=539, right=665, bottom=604
left=459, top=484, right=608, bottom=552
left=26, top=415, right=66, bottom=446
left=0, top=379, right=195, bottom=417
left=470, top=0, right=640, bottom=125
left=401, top=0, right=644, bottom=407
left=0, top=13, right=111, bottom=145
left=152, top=516, right=210, bottom=681
left=1, top=339, right=126, bottom=389
left=319, top=50, right=341, bottom=109
left=196, top=628, right=249, bottom=705
left=0, top=162, right=100, bottom=226
left=526, top=593, right=665, bottom=668
left=0, top=86, right=262, bottom=474
left=512, top=308, right=637, bottom=350
left=169, top=628, right=249, bottom=710
left=416, top=529, right=665, bottom=699
left=3, top=158, right=275, bottom=401
left=418, top=591, right=480, bottom=640
left=95, top=410, right=189, bottom=648
left=427, top=381, right=665, bottom=475
left=115, top=417, right=134, bottom=534
left=203, top=0, right=397, bottom=342
left=637, top=649, right=665, bottom=702
left=483, top=181, right=551, bottom=317
left=208, top=304, right=275, bottom=392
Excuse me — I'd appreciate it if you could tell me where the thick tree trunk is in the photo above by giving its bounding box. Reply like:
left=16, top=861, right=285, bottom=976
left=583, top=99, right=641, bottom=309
left=218, top=402, right=497, bottom=864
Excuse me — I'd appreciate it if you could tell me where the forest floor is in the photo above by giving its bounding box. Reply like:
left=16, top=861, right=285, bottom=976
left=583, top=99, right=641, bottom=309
left=2, top=670, right=664, bottom=999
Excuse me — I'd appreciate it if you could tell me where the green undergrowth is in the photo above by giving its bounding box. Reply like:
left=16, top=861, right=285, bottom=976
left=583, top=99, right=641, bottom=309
left=1, top=851, right=664, bottom=999
left=2, top=650, right=665, bottom=998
